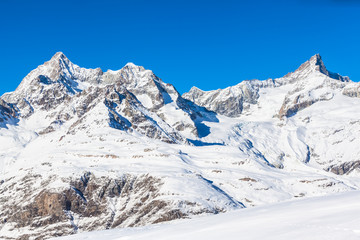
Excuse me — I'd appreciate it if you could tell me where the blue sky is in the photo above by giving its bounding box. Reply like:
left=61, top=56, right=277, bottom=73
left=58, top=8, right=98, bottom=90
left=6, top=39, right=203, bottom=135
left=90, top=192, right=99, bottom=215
left=0, top=0, right=359, bottom=94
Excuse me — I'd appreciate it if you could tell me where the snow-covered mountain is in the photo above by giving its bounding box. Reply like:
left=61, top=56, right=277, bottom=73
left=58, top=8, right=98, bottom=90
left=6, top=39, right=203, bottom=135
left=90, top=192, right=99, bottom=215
left=183, top=54, right=350, bottom=118
left=1, top=52, right=360, bottom=240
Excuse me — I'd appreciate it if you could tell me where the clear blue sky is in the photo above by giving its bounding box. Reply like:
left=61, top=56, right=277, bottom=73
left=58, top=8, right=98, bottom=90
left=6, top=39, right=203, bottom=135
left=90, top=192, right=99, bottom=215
left=0, top=0, right=359, bottom=94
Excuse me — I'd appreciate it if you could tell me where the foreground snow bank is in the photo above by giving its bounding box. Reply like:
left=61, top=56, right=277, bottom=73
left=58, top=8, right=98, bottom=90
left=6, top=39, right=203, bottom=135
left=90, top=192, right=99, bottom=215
left=53, top=191, right=360, bottom=240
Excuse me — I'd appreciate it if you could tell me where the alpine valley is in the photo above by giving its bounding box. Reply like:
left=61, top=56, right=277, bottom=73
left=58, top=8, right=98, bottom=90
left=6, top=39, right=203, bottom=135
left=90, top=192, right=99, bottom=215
left=1, top=52, right=360, bottom=240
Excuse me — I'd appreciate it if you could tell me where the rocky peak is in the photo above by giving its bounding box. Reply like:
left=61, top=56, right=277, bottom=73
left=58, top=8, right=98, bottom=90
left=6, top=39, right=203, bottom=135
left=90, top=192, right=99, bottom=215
left=277, top=54, right=352, bottom=119
left=188, top=86, right=204, bottom=94
left=123, top=62, right=146, bottom=72
left=289, top=54, right=349, bottom=82
left=0, top=53, right=93, bottom=116
left=184, top=87, right=205, bottom=101
left=183, top=82, right=260, bottom=118
left=9, top=52, right=78, bottom=93
left=101, top=62, right=180, bottom=112
left=310, top=54, right=327, bottom=74
left=49, top=51, right=68, bottom=63
left=288, top=54, right=325, bottom=77
left=0, top=52, right=204, bottom=142
left=41, top=52, right=77, bottom=79
left=103, top=62, right=157, bottom=88
left=183, top=54, right=352, bottom=119
left=120, top=62, right=156, bottom=84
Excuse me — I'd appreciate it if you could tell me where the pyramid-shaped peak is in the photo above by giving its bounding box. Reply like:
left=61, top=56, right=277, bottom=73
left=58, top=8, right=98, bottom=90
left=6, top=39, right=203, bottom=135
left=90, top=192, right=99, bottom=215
left=45, top=51, right=76, bottom=71
left=307, top=54, right=350, bottom=81
left=46, top=52, right=74, bottom=69
left=50, top=51, right=68, bottom=61
left=291, top=53, right=328, bottom=76
left=289, top=54, right=350, bottom=82
left=309, top=54, right=327, bottom=73
left=310, top=53, right=322, bottom=62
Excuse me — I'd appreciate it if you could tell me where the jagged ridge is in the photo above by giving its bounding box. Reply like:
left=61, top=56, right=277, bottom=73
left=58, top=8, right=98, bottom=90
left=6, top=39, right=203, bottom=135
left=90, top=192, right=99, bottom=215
left=1, top=52, right=360, bottom=240
left=183, top=54, right=352, bottom=118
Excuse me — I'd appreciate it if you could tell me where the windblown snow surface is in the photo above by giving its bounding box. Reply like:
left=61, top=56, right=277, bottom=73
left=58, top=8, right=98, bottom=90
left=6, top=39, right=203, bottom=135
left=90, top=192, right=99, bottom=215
left=53, top=190, right=360, bottom=240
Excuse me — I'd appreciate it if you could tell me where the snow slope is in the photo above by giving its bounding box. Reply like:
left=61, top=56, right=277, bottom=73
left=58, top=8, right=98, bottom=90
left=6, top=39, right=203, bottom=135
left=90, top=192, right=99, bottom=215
left=53, top=190, right=360, bottom=240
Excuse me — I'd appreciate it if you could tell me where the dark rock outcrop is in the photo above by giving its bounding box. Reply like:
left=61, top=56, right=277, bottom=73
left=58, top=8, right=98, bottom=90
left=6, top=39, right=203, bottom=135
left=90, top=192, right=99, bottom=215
left=0, top=173, right=189, bottom=240
left=327, top=161, right=360, bottom=175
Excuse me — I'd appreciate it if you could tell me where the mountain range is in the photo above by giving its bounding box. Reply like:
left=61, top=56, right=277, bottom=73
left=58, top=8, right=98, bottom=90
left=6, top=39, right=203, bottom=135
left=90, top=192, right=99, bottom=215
left=1, top=52, right=360, bottom=240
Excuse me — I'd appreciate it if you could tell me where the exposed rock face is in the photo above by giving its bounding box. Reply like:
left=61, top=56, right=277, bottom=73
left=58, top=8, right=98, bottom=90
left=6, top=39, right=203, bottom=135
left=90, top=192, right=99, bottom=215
left=183, top=82, right=261, bottom=118
left=327, top=161, right=360, bottom=175
left=342, top=84, right=360, bottom=98
left=276, top=55, right=350, bottom=119
left=1, top=52, right=360, bottom=240
left=1, top=52, right=214, bottom=143
left=0, top=99, right=17, bottom=124
left=0, top=171, right=241, bottom=240
left=183, top=54, right=350, bottom=119
left=278, top=89, right=334, bottom=119
left=311, top=54, right=350, bottom=82
left=2, top=53, right=102, bottom=117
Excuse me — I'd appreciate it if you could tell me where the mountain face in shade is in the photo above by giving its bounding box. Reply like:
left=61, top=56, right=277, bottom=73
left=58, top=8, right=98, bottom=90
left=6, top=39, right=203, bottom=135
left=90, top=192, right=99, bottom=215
left=1, top=53, right=360, bottom=240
